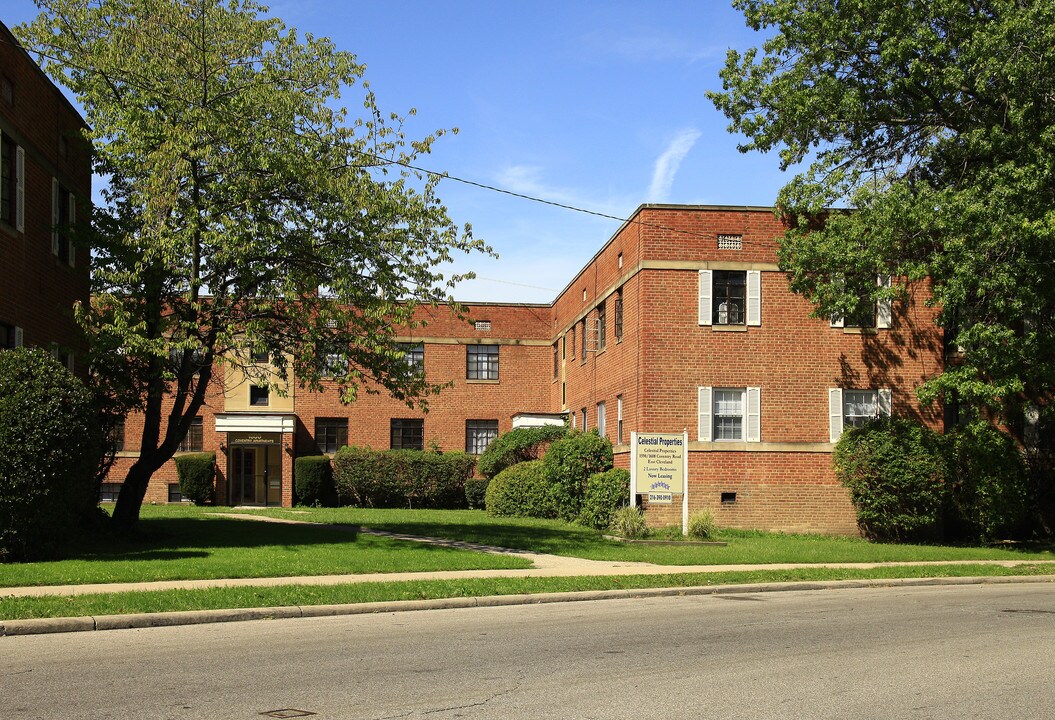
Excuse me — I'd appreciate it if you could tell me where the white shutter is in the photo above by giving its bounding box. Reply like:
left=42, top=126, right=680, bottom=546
left=830, top=313, right=844, bottom=328
left=67, top=193, right=76, bottom=267
left=829, top=388, right=844, bottom=443
left=697, top=386, right=712, bottom=442
left=15, top=146, right=24, bottom=233
left=14, top=326, right=23, bottom=347
left=878, top=388, right=892, bottom=417
left=698, top=270, right=712, bottom=326
left=51, top=178, right=59, bottom=255
left=746, top=271, right=761, bottom=326
left=876, top=275, right=893, bottom=328
left=746, top=386, right=761, bottom=442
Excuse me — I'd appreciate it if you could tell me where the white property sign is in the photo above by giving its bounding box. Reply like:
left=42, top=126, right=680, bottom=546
left=630, top=431, right=689, bottom=534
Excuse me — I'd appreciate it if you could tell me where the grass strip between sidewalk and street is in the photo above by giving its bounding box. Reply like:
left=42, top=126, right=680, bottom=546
left=3, top=563, right=1055, bottom=621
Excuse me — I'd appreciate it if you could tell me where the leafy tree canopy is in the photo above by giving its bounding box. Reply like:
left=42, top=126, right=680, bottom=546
left=709, top=0, right=1055, bottom=429
left=17, top=0, right=488, bottom=527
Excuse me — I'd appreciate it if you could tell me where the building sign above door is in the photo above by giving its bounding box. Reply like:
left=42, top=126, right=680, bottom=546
left=228, top=431, right=280, bottom=446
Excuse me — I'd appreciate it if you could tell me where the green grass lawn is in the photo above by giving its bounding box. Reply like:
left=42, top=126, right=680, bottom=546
left=0, top=504, right=531, bottom=588
left=3, top=563, right=1055, bottom=621
left=233, top=506, right=1055, bottom=565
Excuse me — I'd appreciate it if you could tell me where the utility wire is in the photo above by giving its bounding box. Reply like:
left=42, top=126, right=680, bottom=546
left=0, top=33, right=789, bottom=253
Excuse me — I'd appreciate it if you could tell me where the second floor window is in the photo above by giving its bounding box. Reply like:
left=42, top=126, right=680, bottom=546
left=400, top=343, right=425, bottom=375
left=467, top=345, right=499, bottom=380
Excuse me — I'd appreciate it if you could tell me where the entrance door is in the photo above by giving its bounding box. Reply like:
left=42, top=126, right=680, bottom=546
left=231, top=446, right=257, bottom=505
left=230, top=445, right=282, bottom=506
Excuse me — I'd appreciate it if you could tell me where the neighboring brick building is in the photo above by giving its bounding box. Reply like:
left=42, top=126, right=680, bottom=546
left=0, top=21, right=90, bottom=363
left=110, top=204, right=944, bottom=535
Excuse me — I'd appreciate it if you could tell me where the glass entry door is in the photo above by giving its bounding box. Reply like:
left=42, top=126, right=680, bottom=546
left=230, top=445, right=282, bottom=506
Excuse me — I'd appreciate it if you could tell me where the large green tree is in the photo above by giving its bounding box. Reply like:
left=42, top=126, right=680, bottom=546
left=18, top=0, right=487, bottom=530
left=709, top=0, right=1055, bottom=435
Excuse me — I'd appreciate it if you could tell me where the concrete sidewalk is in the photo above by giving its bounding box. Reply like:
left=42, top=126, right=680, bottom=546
left=3, top=513, right=1054, bottom=635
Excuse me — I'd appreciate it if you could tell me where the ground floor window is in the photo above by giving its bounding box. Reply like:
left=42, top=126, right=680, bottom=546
left=466, top=419, right=499, bottom=454
left=99, top=483, right=121, bottom=503
left=178, top=416, right=203, bottom=452
left=315, top=417, right=348, bottom=454
left=168, top=483, right=184, bottom=503
left=391, top=418, right=424, bottom=450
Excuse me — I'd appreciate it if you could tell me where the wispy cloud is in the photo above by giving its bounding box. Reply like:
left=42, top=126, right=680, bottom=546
left=647, top=128, right=702, bottom=202
left=495, top=165, right=629, bottom=217
left=580, top=30, right=726, bottom=65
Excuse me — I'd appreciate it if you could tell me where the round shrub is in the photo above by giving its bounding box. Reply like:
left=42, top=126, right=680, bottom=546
left=175, top=452, right=216, bottom=505
left=485, top=460, right=556, bottom=518
left=477, top=425, right=567, bottom=479
left=0, top=348, right=104, bottom=562
left=834, top=417, right=946, bottom=542
left=295, top=455, right=336, bottom=507
left=465, top=477, right=490, bottom=510
left=610, top=505, right=647, bottom=539
left=687, top=510, right=718, bottom=540
left=578, top=468, right=630, bottom=530
left=542, top=430, right=614, bottom=521
left=942, top=422, right=1030, bottom=541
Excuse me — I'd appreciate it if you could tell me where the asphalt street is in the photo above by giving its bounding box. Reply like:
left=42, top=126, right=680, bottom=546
left=3, top=583, right=1054, bottom=719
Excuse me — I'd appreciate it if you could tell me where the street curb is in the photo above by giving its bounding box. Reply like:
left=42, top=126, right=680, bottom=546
left=3, top=574, right=1054, bottom=637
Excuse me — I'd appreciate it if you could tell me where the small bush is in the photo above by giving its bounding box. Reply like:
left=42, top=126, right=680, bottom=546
left=477, top=425, right=567, bottom=479
left=687, top=510, right=718, bottom=540
left=485, top=460, right=556, bottom=518
left=175, top=452, right=216, bottom=505
left=295, top=455, right=336, bottom=507
left=578, top=468, right=630, bottom=530
left=610, top=505, right=648, bottom=539
left=0, top=348, right=105, bottom=562
left=834, top=418, right=946, bottom=542
left=332, top=446, right=473, bottom=509
left=465, top=477, right=490, bottom=510
left=942, top=422, right=1030, bottom=541
left=542, top=430, right=614, bottom=521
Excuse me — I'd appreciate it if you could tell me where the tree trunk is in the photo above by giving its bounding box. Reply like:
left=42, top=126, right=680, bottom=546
left=111, top=459, right=156, bottom=532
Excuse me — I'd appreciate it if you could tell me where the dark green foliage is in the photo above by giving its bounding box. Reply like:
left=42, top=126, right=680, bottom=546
left=542, top=430, right=614, bottom=522
left=465, top=477, right=490, bottom=510
left=578, top=468, right=630, bottom=530
left=476, top=425, right=567, bottom=479
left=834, top=418, right=946, bottom=542
left=484, top=461, right=556, bottom=518
left=943, top=423, right=1030, bottom=541
left=0, top=348, right=105, bottom=562
left=332, top=447, right=474, bottom=509
left=295, top=455, right=336, bottom=507
left=175, top=452, right=216, bottom=506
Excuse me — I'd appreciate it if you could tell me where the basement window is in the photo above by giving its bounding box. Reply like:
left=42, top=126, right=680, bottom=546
left=721, top=492, right=737, bottom=504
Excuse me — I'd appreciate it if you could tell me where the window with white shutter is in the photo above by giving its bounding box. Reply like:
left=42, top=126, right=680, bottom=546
left=698, top=270, right=712, bottom=326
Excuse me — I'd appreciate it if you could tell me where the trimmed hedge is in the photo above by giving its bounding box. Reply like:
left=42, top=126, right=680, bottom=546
left=333, top=447, right=475, bottom=509
left=477, top=425, right=567, bottom=479
left=943, top=422, right=1030, bottom=541
left=465, top=477, right=490, bottom=510
left=484, top=460, right=556, bottom=518
left=175, top=452, right=216, bottom=505
left=0, top=348, right=104, bottom=562
left=295, top=455, right=336, bottom=507
left=542, top=430, right=614, bottom=521
left=578, top=468, right=630, bottom=530
left=834, top=418, right=946, bottom=542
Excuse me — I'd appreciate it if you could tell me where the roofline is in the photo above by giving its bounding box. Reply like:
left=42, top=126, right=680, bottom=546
left=551, top=203, right=781, bottom=305
left=0, top=20, right=89, bottom=131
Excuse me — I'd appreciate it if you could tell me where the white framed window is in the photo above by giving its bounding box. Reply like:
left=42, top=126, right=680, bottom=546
left=616, top=395, right=624, bottom=444
left=597, top=401, right=606, bottom=438
left=581, top=407, right=587, bottom=432
left=828, top=388, right=891, bottom=442
left=699, top=269, right=761, bottom=326
left=831, top=276, right=892, bottom=329
left=697, top=386, right=761, bottom=442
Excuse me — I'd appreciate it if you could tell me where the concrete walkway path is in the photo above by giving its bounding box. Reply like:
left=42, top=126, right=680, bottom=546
left=3, top=512, right=1053, bottom=599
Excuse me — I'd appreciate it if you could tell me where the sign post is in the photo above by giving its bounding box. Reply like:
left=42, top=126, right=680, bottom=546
left=631, top=431, right=688, bottom=535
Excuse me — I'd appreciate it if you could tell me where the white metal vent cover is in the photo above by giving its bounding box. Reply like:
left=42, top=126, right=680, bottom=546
left=717, top=234, right=743, bottom=250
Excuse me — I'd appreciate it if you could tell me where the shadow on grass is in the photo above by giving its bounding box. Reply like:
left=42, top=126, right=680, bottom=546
left=53, top=516, right=365, bottom=563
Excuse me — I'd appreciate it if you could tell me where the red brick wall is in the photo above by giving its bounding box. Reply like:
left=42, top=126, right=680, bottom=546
left=0, top=22, right=91, bottom=357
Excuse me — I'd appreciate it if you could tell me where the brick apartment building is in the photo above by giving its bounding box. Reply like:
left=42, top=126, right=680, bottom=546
left=0, top=21, right=90, bottom=363
left=106, top=204, right=944, bottom=534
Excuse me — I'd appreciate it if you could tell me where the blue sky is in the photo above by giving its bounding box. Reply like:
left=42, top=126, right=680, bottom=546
left=8, top=1, right=788, bottom=304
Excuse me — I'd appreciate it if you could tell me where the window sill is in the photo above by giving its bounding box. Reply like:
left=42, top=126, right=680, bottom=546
left=842, top=327, right=878, bottom=335
left=466, top=378, right=500, bottom=384
left=711, top=324, right=749, bottom=333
